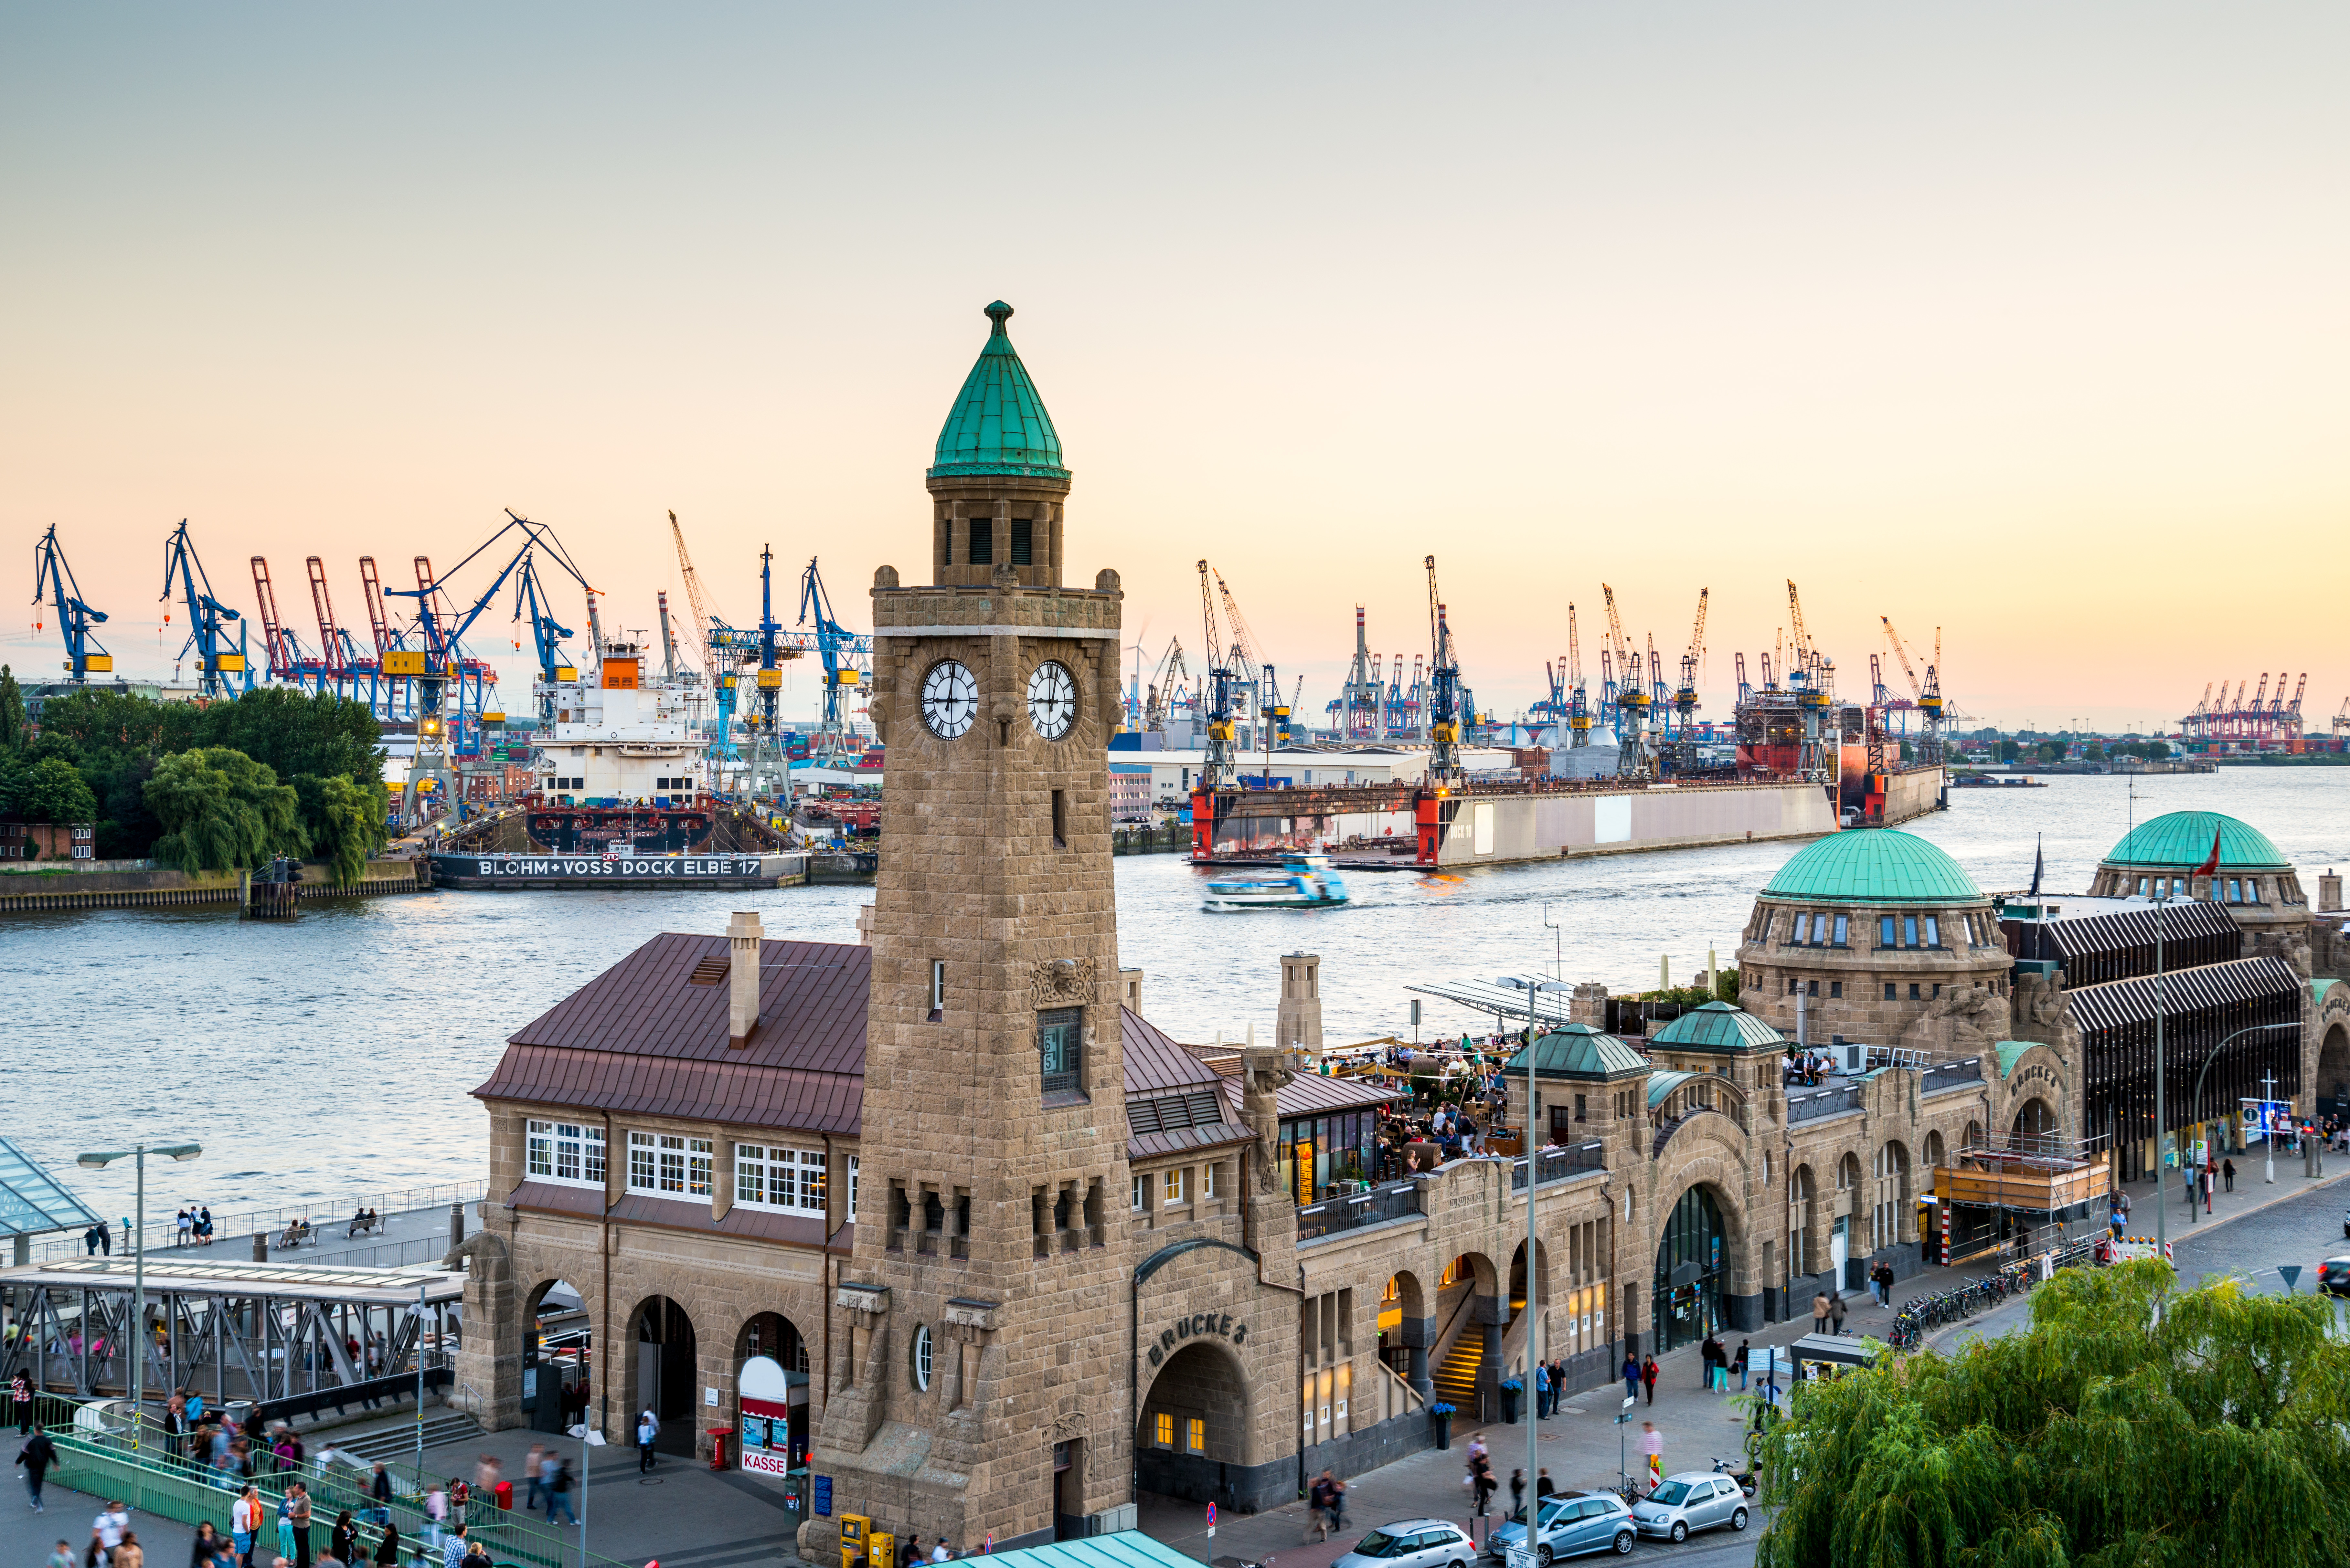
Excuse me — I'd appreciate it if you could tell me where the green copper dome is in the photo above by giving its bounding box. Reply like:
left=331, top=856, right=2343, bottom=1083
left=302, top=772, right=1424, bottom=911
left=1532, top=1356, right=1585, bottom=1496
left=2102, top=810, right=2289, bottom=871
left=1505, top=1023, right=1648, bottom=1080
left=1762, top=827, right=1984, bottom=906
left=929, top=301, right=1069, bottom=481
left=1648, top=1001, right=1785, bottom=1052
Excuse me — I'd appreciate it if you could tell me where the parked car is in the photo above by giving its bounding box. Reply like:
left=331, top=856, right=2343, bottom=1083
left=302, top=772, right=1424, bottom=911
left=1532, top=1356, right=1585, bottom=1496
left=1335, top=1520, right=1478, bottom=1568
left=1483, top=1493, right=1636, bottom=1562
left=1629, top=1473, right=1750, bottom=1542
left=2319, top=1257, right=2350, bottom=1297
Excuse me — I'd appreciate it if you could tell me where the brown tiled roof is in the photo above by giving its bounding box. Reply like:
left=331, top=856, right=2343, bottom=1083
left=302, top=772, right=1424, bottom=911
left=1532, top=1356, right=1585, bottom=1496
left=1123, top=1008, right=1224, bottom=1093
left=1214, top=1068, right=1403, bottom=1123
left=1128, top=1122, right=1256, bottom=1162
left=508, top=1181, right=605, bottom=1218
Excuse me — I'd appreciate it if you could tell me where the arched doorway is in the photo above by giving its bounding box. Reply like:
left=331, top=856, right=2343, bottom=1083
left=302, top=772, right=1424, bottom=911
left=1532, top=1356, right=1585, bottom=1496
left=2011, top=1098, right=2057, bottom=1148
left=1377, top=1271, right=1428, bottom=1387
left=2318, top=1025, right=2350, bottom=1116
left=1652, top=1186, right=1727, bottom=1356
left=1786, top=1167, right=1816, bottom=1277
left=631, top=1297, right=698, bottom=1458
left=522, top=1279, right=591, bottom=1434
left=735, top=1313, right=810, bottom=1469
left=1135, top=1340, right=1250, bottom=1505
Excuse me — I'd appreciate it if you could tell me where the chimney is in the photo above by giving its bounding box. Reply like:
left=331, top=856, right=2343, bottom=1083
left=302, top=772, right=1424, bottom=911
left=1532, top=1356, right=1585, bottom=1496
left=1120, top=968, right=1143, bottom=1013
left=2322, top=870, right=2342, bottom=913
left=1276, top=952, right=1322, bottom=1057
left=728, top=910, right=764, bottom=1048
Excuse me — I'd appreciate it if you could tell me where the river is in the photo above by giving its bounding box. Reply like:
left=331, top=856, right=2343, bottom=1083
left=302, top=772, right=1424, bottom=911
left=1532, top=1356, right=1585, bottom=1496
left=8, top=768, right=2345, bottom=1220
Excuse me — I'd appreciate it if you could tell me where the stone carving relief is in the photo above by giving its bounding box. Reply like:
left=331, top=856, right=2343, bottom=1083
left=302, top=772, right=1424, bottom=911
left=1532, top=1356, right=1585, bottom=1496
left=1031, top=958, right=1098, bottom=1008
left=1899, top=982, right=2009, bottom=1056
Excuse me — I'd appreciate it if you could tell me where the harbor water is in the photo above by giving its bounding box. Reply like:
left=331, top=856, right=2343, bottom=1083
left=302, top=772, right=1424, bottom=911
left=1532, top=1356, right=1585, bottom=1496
left=8, top=769, right=2345, bottom=1220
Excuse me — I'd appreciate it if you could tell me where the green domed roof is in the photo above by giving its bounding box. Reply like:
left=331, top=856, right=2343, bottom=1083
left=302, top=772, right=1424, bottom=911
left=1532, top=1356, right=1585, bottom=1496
left=1649, top=1001, right=1785, bottom=1052
left=2102, top=810, right=2289, bottom=871
left=1762, top=828, right=1984, bottom=906
left=1505, top=1023, right=1647, bottom=1080
left=930, top=301, right=1069, bottom=481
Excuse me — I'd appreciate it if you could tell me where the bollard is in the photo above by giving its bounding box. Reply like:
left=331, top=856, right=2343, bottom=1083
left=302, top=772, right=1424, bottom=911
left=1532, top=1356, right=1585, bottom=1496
left=252, top=1232, right=268, bottom=1263
left=450, top=1201, right=466, bottom=1247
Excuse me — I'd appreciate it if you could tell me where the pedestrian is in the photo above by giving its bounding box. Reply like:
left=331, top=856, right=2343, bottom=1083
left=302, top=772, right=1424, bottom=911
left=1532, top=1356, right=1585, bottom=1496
left=1306, top=1472, right=1335, bottom=1542
left=537, top=1448, right=560, bottom=1516
left=97, top=1222, right=111, bottom=1258
left=50, top=1540, right=75, bottom=1568
left=369, top=1527, right=399, bottom=1568
left=1508, top=1469, right=1524, bottom=1519
left=441, top=1524, right=468, bottom=1568
left=18, top=1426, right=57, bottom=1511
left=329, top=1513, right=358, bottom=1568
left=458, top=1541, right=491, bottom=1568
left=273, top=1490, right=295, bottom=1567
left=199, top=1209, right=213, bottom=1246
left=1811, top=1291, right=1829, bottom=1333
left=189, top=1528, right=221, bottom=1568
left=471, top=1456, right=500, bottom=1512
left=1640, top=1355, right=1658, bottom=1406
left=367, top=1465, right=392, bottom=1522
left=522, top=1444, right=545, bottom=1511
left=1471, top=1456, right=1495, bottom=1519
left=1532, top=1360, right=1549, bottom=1418
left=636, top=1408, right=660, bottom=1473
left=286, top=1483, right=312, bottom=1568
left=1829, top=1291, right=1846, bottom=1334
left=547, top=1460, right=577, bottom=1528
left=113, top=1535, right=143, bottom=1568
left=1699, top=1334, right=1722, bottom=1391
left=1619, top=1352, right=1639, bottom=1404
left=1638, top=1421, right=1663, bottom=1494
left=1534, top=1466, right=1554, bottom=1499
left=176, top=1211, right=192, bottom=1248
left=2223, top=1158, right=2236, bottom=1193
left=95, top=1502, right=129, bottom=1568
left=420, top=1484, right=446, bottom=1551
left=1734, top=1339, right=1750, bottom=1393
left=13, top=1370, right=34, bottom=1435
left=931, top=1539, right=952, bottom=1563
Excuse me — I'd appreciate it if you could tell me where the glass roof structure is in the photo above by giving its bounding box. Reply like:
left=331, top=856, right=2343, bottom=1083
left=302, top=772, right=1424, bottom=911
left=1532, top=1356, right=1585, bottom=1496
left=0, top=1138, right=101, bottom=1239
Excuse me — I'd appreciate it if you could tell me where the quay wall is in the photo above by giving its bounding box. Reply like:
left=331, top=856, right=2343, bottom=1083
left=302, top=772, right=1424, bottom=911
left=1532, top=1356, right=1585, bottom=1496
left=1439, top=779, right=1837, bottom=868
left=1880, top=765, right=1946, bottom=826
left=0, top=858, right=427, bottom=914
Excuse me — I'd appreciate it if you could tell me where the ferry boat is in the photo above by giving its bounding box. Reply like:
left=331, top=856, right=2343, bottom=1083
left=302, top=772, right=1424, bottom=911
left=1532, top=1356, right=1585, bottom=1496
left=1202, top=855, right=1349, bottom=911
left=525, top=638, right=716, bottom=855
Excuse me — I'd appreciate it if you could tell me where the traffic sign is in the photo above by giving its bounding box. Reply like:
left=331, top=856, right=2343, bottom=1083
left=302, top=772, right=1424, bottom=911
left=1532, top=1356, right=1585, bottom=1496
left=2279, top=1265, right=2303, bottom=1293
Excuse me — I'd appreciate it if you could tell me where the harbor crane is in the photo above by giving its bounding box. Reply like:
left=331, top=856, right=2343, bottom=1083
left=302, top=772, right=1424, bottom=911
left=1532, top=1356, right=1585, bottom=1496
left=1424, top=554, right=1463, bottom=780
left=31, top=525, right=111, bottom=681
left=1599, top=584, right=1648, bottom=773
left=2331, top=696, right=2349, bottom=736
left=666, top=511, right=726, bottom=688
left=1671, top=587, right=1708, bottom=771
left=249, top=557, right=313, bottom=684
left=798, top=556, right=864, bottom=763
left=1881, top=615, right=1945, bottom=763
left=160, top=521, right=251, bottom=699
left=1196, top=560, right=1239, bottom=790
left=1566, top=603, right=1590, bottom=748
left=1339, top=607, right=1381, bottom=741
left=1143, top=637, right=1188, bottom=731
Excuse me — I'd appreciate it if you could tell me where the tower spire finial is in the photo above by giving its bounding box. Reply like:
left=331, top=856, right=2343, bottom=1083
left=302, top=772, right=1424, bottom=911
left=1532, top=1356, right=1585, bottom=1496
left=984, top=300, right=1013, bottom=337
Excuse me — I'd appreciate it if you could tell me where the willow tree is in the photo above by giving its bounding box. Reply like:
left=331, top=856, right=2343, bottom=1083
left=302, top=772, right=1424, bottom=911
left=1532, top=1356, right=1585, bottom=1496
left=1756, top=1260, right=2350, bottom=1566
left=145, top=746, right=303, bottom=873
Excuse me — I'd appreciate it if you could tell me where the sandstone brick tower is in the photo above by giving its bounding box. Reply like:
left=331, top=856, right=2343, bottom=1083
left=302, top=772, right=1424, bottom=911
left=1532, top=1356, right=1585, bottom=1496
left=814, top=301, right=1132, bottom=1551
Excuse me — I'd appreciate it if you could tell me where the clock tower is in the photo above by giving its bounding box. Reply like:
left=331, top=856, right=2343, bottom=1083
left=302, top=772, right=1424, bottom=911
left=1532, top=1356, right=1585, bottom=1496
left=813, top=301, right=1134, bottom=1549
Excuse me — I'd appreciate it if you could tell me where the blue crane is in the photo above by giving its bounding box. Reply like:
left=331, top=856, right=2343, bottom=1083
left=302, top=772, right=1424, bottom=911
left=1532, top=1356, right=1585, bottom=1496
left=160, top=520, right=251, bottom=699
left=32, top=526, right=112, bottom=682
left=797, top=555, right=865, bottom=760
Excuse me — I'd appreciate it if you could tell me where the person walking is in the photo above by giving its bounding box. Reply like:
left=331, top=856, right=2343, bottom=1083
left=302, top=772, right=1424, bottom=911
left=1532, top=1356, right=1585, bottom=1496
left=1508, top=1469, right=1524, bottom=1519
left=635, top=1408, right=660, bottom=1473
left=17, top=1427, right=56, bottom=1511
left=1532, top=1360, right=1550, bottom=1418
left=1734, top=1339, right=1751, bottom=1393
left=1639, top=1355, right=1658, bottom=1406
left=1638, top=1422, right=1664, bottom=1494
left=329, top=1514, right=358, bottom=1568
left=112, top=1535, right=142, bottom=1568
left=1698, top=1334, right=1722, bottom=1391
left=546, top=1460, right=577, bottom=1528
left=286, top=1484, right=312, bottom=1568
left=1829, top=1291, right=1847, bottom=1334
left=1534, top=1466, right=1555, bottom=1499
left=521, top=1444, right=545, bottom=1511
left=1470, top=1454, right=1496, bottom=1520
left=2223, top=1157, right=2236, bottom=1193
left=96, top=1222, right=111, bottom=1258
left=1620, top=1353, right=1639, bottom=1405
left=369, top=1527, right=399, bottom=1568
left=1306, top=1472, right=1335, bottom=1542
left=1326, top=1475, right=1346, bottom=1537
left=1811, top=1291, right=1830, bottom=1334
left=50, top=1539, right=75, bottom=1568
left=12, top=1373, right=34, bottom=1436
left=188, top=1528, right=221, bottom=1568
left=95, top=1502, right=129, bottom=1568
left=420, top=1484, right=446, bottom=1552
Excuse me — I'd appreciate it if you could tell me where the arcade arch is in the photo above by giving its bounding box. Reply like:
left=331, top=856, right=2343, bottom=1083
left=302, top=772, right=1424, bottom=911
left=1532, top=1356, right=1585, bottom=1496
left=2011, top=1098, right=2058, bottom=1147
left=735, top=1311, right=812, bottom=1468
left=1652, top=1184, right=1730, bottom=1356
left=628, top=1295, right=700, bottom=1458
left=520, top=1279, right=590, bottom=1434
left=2319, top=1024, right=2350, bottom=1115
left=1134, top=1340, right=1252, bottom=1504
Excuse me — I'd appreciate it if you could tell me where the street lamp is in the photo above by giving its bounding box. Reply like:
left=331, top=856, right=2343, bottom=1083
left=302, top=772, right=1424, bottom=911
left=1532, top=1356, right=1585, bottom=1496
left=2185, top=1022, right=2302, bottom=1221
left=565, top=1422, right=607, bottom=1568
left=76, top=1142, right=202, bottom=1449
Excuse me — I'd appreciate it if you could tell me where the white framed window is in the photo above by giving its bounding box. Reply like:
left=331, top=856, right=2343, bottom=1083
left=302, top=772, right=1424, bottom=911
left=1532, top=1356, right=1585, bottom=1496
left=735, top=1144, right=828, bottom=1215
left=848, top=1155, right=859, bottom=1218
left=628, top=1131, right=712, bottom=1200
left=1131, top=1175, right=1147, bottom=1212
left=1163, top=1167, right=1188, bottom=1205
left=910, top=1324, right=933, bottom=1391
left=1203, top=1162, right=1218, bottom=1200
left=526, top=1121, right=606, bottom=1190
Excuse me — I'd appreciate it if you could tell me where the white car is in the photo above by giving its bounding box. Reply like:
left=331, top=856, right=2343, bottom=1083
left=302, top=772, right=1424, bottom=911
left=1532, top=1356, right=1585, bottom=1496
left=1334, top=1519, right=1478, bottom=1568
left=1629, top=1472, right=1750, bottom=1542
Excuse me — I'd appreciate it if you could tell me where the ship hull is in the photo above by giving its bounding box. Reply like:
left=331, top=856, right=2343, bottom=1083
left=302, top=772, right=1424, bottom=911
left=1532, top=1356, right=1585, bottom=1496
left=525, top=805, right=716, bottom=856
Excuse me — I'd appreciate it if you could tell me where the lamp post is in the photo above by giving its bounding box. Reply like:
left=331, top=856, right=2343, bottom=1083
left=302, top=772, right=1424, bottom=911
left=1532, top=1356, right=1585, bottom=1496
left=75, top=1142, right=202, bottom=1450
left=1525, top=905, right=1560, bottom=1536
left=2185, top=1022, right=2300, bottom=1222
left=565, top=1422, right=606, bottom=1568
left=2152, top=890, right=2170, bottom=1258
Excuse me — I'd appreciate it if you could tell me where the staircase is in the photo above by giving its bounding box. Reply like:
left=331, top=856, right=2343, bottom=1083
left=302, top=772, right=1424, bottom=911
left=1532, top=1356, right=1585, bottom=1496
left=336, top=1413, right=482, bottom=1464
left=1432, top=1334, right=1483, bottom=1409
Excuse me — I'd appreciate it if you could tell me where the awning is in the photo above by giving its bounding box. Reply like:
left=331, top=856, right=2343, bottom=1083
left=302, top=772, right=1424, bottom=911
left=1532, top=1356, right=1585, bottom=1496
left=1787, top=1332, right=1884, bottom=1370
left=1406, top=975, right=1575, bottom=1026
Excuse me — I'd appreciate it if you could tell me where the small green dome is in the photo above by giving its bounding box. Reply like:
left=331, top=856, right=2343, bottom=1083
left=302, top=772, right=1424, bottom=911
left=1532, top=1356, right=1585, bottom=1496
left=1649, top=1001, right=1785, bottom=1052
left=1762, top=828, right=1983, bottom=906
left=2102, top=810, right=2288, bottom=871
left=1504, top=1023, right=1647, bottom=1079
left=929, top=300, right=1069, bottom=480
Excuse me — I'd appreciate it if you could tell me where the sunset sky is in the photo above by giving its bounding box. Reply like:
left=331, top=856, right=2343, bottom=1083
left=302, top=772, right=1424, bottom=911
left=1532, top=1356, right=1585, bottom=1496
left=4, top=4, right=2344, bottom=732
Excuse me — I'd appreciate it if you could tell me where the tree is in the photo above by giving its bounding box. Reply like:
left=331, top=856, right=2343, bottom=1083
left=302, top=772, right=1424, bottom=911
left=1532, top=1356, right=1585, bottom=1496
left=2082, top=740, right=2104, bottom=761
left=1998, top=739, right=2020, bottom=763
left=294, top=773, right=389, bottom=886
left=145, top=747, right=304, bottom=873
left=2037, top=740, right=2065, bottom=763
left=1898, top=739, right=1914, bottom=763
left=1755, top=1261, right=2350, bottom=1567
left=12, top=757, right=97, bottom=826
left=0, top=665, right=23, bottom=751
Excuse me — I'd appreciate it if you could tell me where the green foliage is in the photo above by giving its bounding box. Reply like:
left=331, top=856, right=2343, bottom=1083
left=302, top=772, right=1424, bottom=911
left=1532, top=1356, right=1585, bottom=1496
left=1998, top=739, right=2021, bottom=763
left=293, top=773, right=389, bottom=886
left=1755, top=1261, right=2350, bottom=1567
left=2081, top=740, right=2104, bottom=761
left=1898, top=739, right=1914, bottom=762
left=2036, top=740, right=2066, bottom=762
left=0, top=665, right=23, bottom=751
left=11, top=757, right=98, bottom=827
left=145, top=747, right=304, bottom=873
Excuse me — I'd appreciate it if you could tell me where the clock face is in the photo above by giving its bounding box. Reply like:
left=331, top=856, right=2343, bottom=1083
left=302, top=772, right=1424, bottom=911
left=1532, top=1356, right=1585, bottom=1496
left=921, top=660, right=978, bottom=739
left=1027, top=660, right=1077, bottom=740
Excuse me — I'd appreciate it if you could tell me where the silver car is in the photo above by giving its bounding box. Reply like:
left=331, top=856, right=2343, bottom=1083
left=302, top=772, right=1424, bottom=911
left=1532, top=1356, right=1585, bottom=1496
left=1335, top=1519, right=1479, bottom=1568
left=1483, top=1494, right=1637, bottom=1562
left=1629, top=1472, right=1750, bottom=1542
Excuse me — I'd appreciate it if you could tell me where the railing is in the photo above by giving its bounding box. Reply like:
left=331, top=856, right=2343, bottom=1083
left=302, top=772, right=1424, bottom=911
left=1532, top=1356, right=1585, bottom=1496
left=40, top=1423, right=632, bottom=1568
left=1921, top=1058, right=1985, bottom=1094
left=1298, top=1179, right=1423, bottom=1240
left=35, top=1182, right=487, bottom=1263
left=1510, top=1141, right=1606, bottom=1190
left=1788, top=1086, right=1863, bottom=1123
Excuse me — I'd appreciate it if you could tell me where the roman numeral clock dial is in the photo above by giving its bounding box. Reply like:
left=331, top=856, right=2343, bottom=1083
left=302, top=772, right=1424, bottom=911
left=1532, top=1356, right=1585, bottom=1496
left=1027, top=660, right=1077, bottom=740
left=921, top=659, right=977, bottom=739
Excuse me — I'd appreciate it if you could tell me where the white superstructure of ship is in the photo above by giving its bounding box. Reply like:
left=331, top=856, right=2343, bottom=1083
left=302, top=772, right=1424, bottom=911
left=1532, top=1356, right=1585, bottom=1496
left=526, top=638, right=716, bottom=854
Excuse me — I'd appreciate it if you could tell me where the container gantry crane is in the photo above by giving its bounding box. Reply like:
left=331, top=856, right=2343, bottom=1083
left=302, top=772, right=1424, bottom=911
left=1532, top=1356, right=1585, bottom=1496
left=1424, top=554, right=1463, bottom=781
left=31, top=525, right=112, bottom=681
left=160, top=521, right=251, bottom=699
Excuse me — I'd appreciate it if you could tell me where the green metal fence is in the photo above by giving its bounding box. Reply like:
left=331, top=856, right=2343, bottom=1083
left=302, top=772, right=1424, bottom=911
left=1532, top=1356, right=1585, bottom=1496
left=39, top=1429, right=632, bottom=1568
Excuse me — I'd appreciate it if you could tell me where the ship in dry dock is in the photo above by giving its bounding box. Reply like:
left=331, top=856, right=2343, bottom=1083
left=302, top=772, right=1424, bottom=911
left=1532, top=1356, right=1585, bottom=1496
left=1184, top=575, right=1948, bottom=870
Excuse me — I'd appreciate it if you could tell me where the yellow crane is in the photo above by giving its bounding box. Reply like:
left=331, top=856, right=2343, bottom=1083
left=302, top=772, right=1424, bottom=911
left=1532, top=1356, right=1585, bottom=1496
left=666, top=510, right=726, bottom=686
